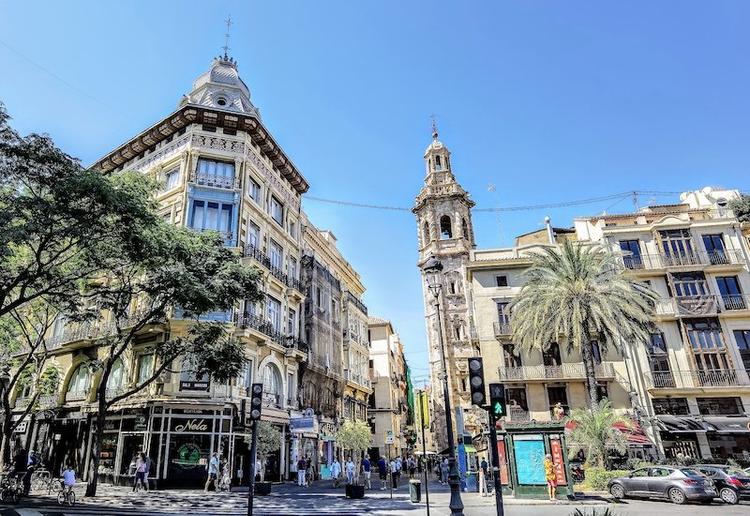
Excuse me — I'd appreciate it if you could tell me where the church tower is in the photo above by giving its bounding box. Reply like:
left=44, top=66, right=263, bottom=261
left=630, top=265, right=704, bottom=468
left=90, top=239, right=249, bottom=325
left=413, top=125, right=479, bottom=452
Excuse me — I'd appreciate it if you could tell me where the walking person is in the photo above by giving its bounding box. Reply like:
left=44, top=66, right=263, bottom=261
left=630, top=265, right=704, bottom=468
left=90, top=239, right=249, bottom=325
left=407, top=456, right=416, bottom=479
left=143, top=453, right=152, bottom=492
left=345, top=457, right=355, bottom=485
left=133, top=453, right=147, bottom=492
left=361, top=455, right=372, bottom=489
left=479, top=457, right=489, bottom=497
left=544, top=454, right=557, bottom=501
left=297, top=456, right=307, bottom=487
left=330, top=458, right=342, bottom=487
left=440, top=457, right=450, bottom=484
left=389, top=457, right=398, bottom=489
left=204, top=452, right=220, bottom=492
left=377, top=456, right=388, bottom=490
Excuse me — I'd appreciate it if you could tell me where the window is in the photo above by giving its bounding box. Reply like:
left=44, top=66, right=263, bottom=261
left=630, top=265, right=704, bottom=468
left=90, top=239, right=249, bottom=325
left=619, top=240, right=643, bottom=269
left=672, top=272, right=709, bottom=297
left=440, top=215, right=452, bottom=239
left=659, top=229, right=696, bottom=265
left=434, top=155, right=442, bottom=170
left=196, top=158, right=235, bottom=187
left=287, top=308, right=296, bottom=336
left=66, top=364, right=91, bottom=400
left=543, top=343, right=562, bottom=367
left=239, top=360, right=253, bottom=391
left=596, top=382, right=609, bottom=402
left=288, top=220, right=297, bottom=239
left=287, top=373, right=296, bottom=406
left=136, top=354, right=154, bottom=385
left=287, top=257, right=297, bottom=281
left=495, top=275, right=508, bottom=287
left=448, top=280, right=456, bottom=295
left=503, top=344, right=521, bottom=368
left=591, top=341, right=603, bottom=364
left=647, top=333, right=672, bottom=380
left=733, top=329, right=750, bottom=373
left=247, top=221, right=260, bottom=250
left=189, top=200, right=234, bottom=236
left=180, top=355, right=209, bottom=391
left=331, top=299, right=339, bottom=323
left=163, top=167, right=181, bottom=191
left=422, top=222, right=430, bottom=245
left=702, top=234, right=727, bottom=264
left=547, top=385, right=568, bottom=414
left=269, top=240, right=283, bottom=269
left=262, top=363, right=283, bottom=406
left=248, top=177, right=261, bottom=203
left=106, top=359, right=126, bottom=394
left=652, top=397, right=689, bottom=415
left=716, top=276, right=745, bottom=310
left=270, top=196, right=283, bottom=225
left=685, top=318, right=732, bottom=385
left=506, top=387, right=528, bottom=411
left=267, top=296, right=282, bottom=332
left=462, top=218, right=470, bottom=239
left=697, top=397, right=744, bottom=416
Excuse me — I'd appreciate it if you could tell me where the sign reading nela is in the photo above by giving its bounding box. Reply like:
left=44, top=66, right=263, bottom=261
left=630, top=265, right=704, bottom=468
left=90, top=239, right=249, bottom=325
left=171, top=418, right=211, bottom=433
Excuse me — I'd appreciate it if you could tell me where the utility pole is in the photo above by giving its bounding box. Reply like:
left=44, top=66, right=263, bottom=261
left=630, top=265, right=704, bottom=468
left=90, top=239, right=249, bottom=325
left=247, top=383, right=263, bottom=516
left=418, top=389, right=431, bottom=516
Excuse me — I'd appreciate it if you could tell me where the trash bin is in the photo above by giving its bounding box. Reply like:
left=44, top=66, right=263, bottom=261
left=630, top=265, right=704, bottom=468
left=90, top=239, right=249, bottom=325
left=409, top=480, right=421, bottom=503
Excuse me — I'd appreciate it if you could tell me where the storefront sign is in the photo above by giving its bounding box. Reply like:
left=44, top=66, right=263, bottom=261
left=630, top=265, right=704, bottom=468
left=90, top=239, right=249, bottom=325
left=550, top=438, right=567, bottom=486
left=290, top=416, right=317, bottom=434
left=171, top=418, right=211, bottom=433
left=179, top=380, right=209, bottom=391
left=14, top=421, right=27, bottom=433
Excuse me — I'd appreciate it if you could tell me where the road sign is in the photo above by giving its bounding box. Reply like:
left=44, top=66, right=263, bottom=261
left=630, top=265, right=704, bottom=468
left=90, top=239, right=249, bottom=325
left=385, top=430, right=394, bottom=444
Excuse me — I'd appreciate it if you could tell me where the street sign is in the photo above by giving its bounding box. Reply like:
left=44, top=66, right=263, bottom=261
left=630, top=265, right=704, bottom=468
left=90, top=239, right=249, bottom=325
left=385, top=430, right=394, bottom=444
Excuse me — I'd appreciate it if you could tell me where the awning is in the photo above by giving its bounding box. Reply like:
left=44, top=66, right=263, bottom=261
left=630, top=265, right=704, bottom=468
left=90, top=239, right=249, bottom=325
left=702, top=416, right=750, bottom=433
left=462, top=445, right=477, bottom=454
left=655, top=415, right=707, bottom=433
left=613, top=421, right=653, bottom=445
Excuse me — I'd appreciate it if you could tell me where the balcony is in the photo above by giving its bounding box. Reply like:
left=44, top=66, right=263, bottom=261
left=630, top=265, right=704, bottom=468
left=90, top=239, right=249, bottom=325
left=234, top=312, right=307, bottom=353
left=622, top=249, right=744, bottom=271
left=645, top=368, right=749, bottom=389
left=189, top=172, right=240, bottom=190
left=655, top=295, right=750, bottom=317
left=498, top=362, right=615, bottom=381
left=493, top=321, right=512, bottom=337
left=243, top=245, right=303, bottom=292
left=720, top=294, right=750, bottom=311
left=344, top=369, right=372, bottom=389
left=47, top=310, right=166, bottom=350
left=345, top=292, right=368, bottom=315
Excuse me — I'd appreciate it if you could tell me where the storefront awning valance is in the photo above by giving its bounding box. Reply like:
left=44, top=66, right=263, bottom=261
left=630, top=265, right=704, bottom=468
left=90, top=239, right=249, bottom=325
left=656, top=415, right=707, bottom=433
left=612, top=421, right=653, bottom=445
left=701, top=416, right=750, bottom=433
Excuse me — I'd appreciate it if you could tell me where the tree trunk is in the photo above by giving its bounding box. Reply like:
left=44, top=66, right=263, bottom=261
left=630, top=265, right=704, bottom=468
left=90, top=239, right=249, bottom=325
left=85, top=388, right=107, bottom=497
left=581, top=341, right=598, bottom=409
left=0, top=396, right=13, bottom=468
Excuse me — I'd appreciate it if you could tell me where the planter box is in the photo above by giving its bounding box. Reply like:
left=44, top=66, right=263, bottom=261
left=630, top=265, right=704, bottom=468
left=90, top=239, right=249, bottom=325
left=255, top=481, right=272, bottom=496
left=345, top=484, right=365, bottom=499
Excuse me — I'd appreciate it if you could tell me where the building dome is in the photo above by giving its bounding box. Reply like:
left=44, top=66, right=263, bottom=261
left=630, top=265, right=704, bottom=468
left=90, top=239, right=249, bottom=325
left=180, top=56, right=259, bottom=117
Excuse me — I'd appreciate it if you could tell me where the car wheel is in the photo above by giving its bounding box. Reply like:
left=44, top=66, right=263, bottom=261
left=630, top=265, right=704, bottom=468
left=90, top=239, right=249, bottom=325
left=668, top=487, right=687, bottom=504
left=719, top=487, right=738, bottom=505
left=610, top=484, right=625, bottom=500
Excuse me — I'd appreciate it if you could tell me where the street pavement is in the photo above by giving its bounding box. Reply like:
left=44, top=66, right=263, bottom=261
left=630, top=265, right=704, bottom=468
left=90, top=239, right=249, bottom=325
left=1, top=478, right=748, bottom=515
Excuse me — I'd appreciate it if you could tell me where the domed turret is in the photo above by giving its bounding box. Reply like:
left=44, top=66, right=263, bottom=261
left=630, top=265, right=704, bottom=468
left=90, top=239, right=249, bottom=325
left=180, top=56, right=259, bottom=117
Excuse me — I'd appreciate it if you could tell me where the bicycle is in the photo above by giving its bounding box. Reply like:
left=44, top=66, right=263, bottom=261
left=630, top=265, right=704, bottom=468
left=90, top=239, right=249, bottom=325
left=31, top=468, right=52, bottom=492
left=0, top=474, right=23, bottom=504
left=56, top=480, right=76, bottom=507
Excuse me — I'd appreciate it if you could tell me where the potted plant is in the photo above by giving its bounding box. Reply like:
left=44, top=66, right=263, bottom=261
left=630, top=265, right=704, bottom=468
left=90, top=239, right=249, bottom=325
left=335, top=420, right=372, bottom=499
left=252, top=421, right=281, bottom=495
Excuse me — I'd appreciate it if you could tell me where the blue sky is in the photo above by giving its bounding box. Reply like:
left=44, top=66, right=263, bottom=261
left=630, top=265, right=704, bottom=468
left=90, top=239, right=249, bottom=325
left=1, top=1, right=749, bottom=381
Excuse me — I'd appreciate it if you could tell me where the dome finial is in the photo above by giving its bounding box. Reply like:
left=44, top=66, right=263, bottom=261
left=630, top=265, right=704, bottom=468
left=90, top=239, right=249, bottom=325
left=222, top=14, right=233, bottom=60
left=430, top=114, right=438, bottom=140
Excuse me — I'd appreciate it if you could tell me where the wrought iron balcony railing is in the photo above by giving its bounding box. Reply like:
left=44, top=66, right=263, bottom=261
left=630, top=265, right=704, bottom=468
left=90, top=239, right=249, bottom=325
left=622, top=249, right=744, bottom=270
left=498, top=362, right=615, bottom=381
left=645, top=368, right=748, bottom=389
left=190, top=172, right=240, bottom=190
left=243, top=245, right=303, bottom=292
left=493, top=321, right=512, bottom=336
left=655, top=294, right=749, bottom=317
left=234, top=312, right=307, bottom=353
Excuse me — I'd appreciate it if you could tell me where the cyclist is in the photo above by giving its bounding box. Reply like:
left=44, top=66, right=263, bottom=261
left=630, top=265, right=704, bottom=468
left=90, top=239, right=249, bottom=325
left=62, top=463, right=75, bottom=494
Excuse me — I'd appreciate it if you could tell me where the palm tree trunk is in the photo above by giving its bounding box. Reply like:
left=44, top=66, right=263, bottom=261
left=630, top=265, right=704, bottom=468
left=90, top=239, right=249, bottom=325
left=581, top=341, right=598, bottom=409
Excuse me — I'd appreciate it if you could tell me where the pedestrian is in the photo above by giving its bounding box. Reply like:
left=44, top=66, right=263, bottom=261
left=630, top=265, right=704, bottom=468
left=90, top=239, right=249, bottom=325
left=377, top=456, right=388, bottom=490
left=330, top=457, right=342, bottom=487
left=204, top=452, right=220, bottom=492
left=407, top=456, right=416, bottom=479
left=12, top=445, right=30, bottom=495
left=297, top=456, right=307, bottom=487
left=143, top=453, right=152, bottom=492
left=544, top=454, right=557, bottom=501
left=479, top=457, right=489, bottom=497
left=389, top=457, right=398, bottom=489
left=361, top=455, right=372, bottom=489
left=345, top=457, right=355, bottom=485
left=133, top=452, right=147, bottom=492
left=395, top=456, right=402, bottom=487
left=305, top=456, right=313, bottom=486
left=255, top=457, right=263, bottom=482
left=62, top=462, right=76, bottom=497
left=440, top=457, right=449, bottom=484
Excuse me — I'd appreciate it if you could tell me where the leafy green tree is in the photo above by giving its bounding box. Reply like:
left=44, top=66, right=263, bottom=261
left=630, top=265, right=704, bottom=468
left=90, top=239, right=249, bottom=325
left=84, top=223, right=263, bottom=497
left=729, top=194, right=750, bottom=223
left=567, top=399, right=630, bottom=468
left=510, top=241, right=656, bottom=408
left=335, top=420, right=372, bottom=484
left=254, top=421, right=281, bottom=482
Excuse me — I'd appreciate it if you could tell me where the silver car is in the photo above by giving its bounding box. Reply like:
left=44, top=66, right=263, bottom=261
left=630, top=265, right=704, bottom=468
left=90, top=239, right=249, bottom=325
left=609, top=466, right=716, bottom=504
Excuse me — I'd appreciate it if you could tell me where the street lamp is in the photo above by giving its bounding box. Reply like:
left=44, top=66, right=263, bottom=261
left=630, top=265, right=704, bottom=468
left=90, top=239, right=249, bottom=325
left=422, top=255, right=464, bottom=516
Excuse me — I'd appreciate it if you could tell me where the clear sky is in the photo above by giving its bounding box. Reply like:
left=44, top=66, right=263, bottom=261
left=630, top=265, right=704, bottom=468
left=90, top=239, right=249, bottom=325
left=1, top=1, right=749, bottom=381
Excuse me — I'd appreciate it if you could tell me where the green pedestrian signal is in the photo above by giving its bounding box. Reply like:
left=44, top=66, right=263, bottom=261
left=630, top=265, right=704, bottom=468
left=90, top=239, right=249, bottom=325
left=489, top=383, right=506, bottom=418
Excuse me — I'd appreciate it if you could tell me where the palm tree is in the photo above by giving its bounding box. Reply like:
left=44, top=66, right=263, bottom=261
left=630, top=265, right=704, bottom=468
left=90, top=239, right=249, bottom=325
left=567, top=399, right=630, bottom=467
left=509, top=240, right=656, bottom=408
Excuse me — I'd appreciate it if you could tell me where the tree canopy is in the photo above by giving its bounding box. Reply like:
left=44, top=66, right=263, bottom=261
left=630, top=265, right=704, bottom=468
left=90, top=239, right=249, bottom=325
left=567, top=399, right=630, bottom=468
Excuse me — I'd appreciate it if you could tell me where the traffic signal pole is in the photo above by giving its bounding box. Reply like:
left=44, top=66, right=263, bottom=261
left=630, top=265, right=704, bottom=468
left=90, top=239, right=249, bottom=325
left=247, top=418, right=259, bottom=516
left=487, top=413, right=504, bottom=516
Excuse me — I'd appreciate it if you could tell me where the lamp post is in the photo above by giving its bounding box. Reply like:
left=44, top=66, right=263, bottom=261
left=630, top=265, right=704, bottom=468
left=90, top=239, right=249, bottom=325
left=422, top=256, right=464, bottom=516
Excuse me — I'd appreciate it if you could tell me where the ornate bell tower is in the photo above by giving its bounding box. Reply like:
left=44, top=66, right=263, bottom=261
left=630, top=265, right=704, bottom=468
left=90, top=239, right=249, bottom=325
left=413, top=124, right=477, bottom=452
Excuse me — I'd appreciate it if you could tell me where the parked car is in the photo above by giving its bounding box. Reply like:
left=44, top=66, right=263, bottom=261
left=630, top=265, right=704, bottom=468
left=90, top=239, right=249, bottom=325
left=694, top=465, right=750, bottom=505
left=608, top=466, right=716, bottom=504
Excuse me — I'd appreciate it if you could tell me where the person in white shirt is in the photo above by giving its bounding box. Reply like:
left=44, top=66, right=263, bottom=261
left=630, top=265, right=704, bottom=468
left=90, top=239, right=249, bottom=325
left=389, top=459, right=398, bottom=489
left=345, top=458, right=355, bottom=485
left=330, top=458, right=342, bottom=487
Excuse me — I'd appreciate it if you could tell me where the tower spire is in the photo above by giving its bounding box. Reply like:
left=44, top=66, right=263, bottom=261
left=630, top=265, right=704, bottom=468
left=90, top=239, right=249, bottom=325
left=430, top=114, right=439, bottom=140
left=222, top=15, right=233, bottom=60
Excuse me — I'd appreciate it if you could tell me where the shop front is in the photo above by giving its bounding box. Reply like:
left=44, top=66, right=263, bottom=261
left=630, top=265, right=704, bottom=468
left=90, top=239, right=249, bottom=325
left=703, top=416, right=750, bottom=461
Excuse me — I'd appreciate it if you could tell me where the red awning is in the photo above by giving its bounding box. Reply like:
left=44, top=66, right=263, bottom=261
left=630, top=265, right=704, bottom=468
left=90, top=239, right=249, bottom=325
left=566, top=419, right=653, bottom=446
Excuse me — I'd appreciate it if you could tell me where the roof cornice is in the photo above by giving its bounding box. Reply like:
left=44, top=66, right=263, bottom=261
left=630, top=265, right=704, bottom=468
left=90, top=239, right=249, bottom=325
left=92, top=104, right=309, bottom=194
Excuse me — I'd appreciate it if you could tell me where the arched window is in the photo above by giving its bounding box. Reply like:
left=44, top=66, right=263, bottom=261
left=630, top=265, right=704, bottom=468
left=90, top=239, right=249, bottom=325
left=106, top=358, right=126, bottom=395
left=422, top=221, right=430, bottom=245
left=263, top=363, right=283, bottom=407
left=462, top=218, right=470, bottom=239
left=435, top=155, right=442, bottom=170
left=440, top=215, right=453, bottom=239
left=66, top=364, right=91, bottom=401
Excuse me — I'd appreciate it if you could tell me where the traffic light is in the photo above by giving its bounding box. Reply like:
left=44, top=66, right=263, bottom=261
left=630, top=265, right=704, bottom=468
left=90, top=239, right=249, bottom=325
left=249, top=383, right=263, bottom=421
left=489, top=383, right=506, bottom=419
left=467, top=357, right=486, bottom=406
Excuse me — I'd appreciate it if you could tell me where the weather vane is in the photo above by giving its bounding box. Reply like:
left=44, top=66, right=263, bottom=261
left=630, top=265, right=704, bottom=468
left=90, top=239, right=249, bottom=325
left=222, top=15, right=233, bottom=59
left=430, top=114, right=438, bottom=140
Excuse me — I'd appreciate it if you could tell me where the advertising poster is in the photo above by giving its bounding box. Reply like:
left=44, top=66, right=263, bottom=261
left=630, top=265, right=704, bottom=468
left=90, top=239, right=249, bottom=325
left=550, top=438, right=567, bottom=486
left=513, top=435, right=545, bottom=485
left=496, top=439, right=509, bottom=485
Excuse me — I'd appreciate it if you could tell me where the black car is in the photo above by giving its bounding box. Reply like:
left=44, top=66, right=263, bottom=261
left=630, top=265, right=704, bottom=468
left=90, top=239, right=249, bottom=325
left=695, top=464, right=750, bottom=505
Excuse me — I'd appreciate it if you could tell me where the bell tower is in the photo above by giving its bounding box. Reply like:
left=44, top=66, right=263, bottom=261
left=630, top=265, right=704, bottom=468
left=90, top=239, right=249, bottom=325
left=413, top=124, right=477, bottom=452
